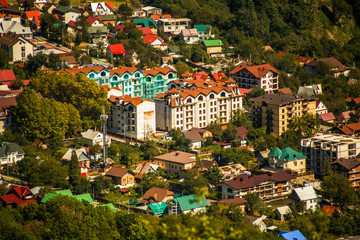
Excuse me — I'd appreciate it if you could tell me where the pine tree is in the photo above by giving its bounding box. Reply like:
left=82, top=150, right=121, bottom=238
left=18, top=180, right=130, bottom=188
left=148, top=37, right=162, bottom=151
left=68, top=150, right=81, bottom=191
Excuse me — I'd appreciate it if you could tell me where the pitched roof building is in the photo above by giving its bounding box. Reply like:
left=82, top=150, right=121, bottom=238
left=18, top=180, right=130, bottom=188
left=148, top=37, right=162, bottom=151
left=304, top=57, right=351, bottom=77
left=0, top=31, right=33, bottom=62
left=154, top=151, right=197, bottom=174
left=0, top=185, right=35, bottom=207
left=268, top=146, right=307, bottom=173
left=332, top=158, right=360, bottom=189
left=141, top=187, right=175, bottom=204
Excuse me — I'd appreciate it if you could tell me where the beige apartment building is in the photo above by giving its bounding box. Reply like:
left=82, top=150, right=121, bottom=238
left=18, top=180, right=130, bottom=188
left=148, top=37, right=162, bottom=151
left=154, top=84, right=242, bottom=131
left=153, top=151, right=197, bottom=174
left=157, top=18, right=191, bottom=35
left=250, top=94, right=317, bottom=137
left=301, top=134, right=360, bottom=178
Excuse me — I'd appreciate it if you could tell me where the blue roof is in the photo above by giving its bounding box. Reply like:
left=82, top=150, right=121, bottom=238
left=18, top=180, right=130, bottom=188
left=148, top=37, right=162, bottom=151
left=279, top=230, right=307, bottom=240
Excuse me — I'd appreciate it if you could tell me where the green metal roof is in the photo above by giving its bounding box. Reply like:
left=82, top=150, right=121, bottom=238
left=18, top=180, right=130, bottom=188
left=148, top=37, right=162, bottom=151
left=279, top=147, right=306, bottom=161
left=133, top=18, right=157, bottom=28
left=73, top=193, right=94, bottom=204
left=40, top=192, right=59, bottom=203
left=172, top=194, right=208, bottom=211
left=97, top=203, right=117, bottom=212
left=148, top=202, right=167, bottom=215
left=269, top=147, right=282, bottom=157
left=194, top=25, right=211, bottom=33
left=56, top=189, right=73, bottom=197
left=203, top=39, right=223, bottom=47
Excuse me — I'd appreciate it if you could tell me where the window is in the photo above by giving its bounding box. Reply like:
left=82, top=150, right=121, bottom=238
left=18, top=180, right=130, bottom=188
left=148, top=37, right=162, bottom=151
left=135, top=73, right=140, bottom=77
left=210, top=94, right=214, bottom=99
left=221, top=92, right=226, bottom=97
left=227, top=188, right=233, bottom=193
left=168, top=73, right=173, bottom=78
left=101, top=71, right=106, bottom=77
left=187, top=98, right=192, bottom=103
left=198, top=96, right=203, bottom=101
left=123, top=179, right=126, bottom=183
left=124, top=74, right=129, bottom=79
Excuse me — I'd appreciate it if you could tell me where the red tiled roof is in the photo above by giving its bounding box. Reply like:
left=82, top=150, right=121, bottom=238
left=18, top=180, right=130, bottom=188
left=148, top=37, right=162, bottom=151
left=143, top=34, right=162, bottom=44
left=86, top=16, right=102, bottom=25
left=217, top=197, right=247, bottom=205
left=320, top=112, right=335, bottom=122
left=337, top=122, right=360, bottom=135
left=105, top=2, right=113, bottom=10
left=223, top=172, right=295, bottom=190
left=341, top=110, right=355, bottom=120
left=230, top=64, right=278, bottom=78
left=278, top=88, right=292, bottom=94
left=137, top=27, right=152, bottom=35
left=322, top=205, right=340, bottom=217
left=181, top=71, right=192, bottom=77
left=212, top=72, right=226, bottom=80
left=67, top=20, right=77, bottom=28
left=0, top=0, right=8, bottom=6
left=113, top=25, right=125, bottom=31
left=25, top=10, right=40, bottom=19
left=108, top=44, right=126, bottom=55
left=351, top=97, right=360, bottom=105
left=332, top=158, right=360, bottom=170
left=0, top=185, right=36, bottom=206
left=0, top=69, right=16, bottom=82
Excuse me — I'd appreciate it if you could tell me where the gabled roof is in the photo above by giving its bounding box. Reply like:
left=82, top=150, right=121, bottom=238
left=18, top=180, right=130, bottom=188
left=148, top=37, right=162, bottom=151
left=133, top=18, right=157, bottom=28
left=0, top=69, right=16, bottom=82
left=81, top=129, right=102, bottom=140
left=97, top=203, right=117, bottom=211
left=269, top=147, right=282, bottom=157
left=203, top=39, right=223, bottom=47
left=230, top=63, right=279, bottom=78
left=0, top=142, right=25, bottom=157
left=305, top=57, right=349, bottom=72
left=278, top=146, right=306, bottom=161
left=0, top=185, right=36, bottom=206
left=105, top=166, right=131, bottom=178
left=320, top=112, right=335, bottom=122
left=193, top=24, right=211, bottom=33
left=137, top=26, right=152, bottom=35
left=108, top=43, right=126, bottom=55
left=279, top=230, right=307, bottom=240
left=172, top=194, right=208, bottom=211
left=322, top=205, right=340, bottom=217
left=290, top=186, right=317, bottom=201
left=236, top=126, right=248, bottom=139
left=73, top=193, right=94, bottom=203
left=181, top=28, right=198, bottom=37
left=217, top=197, right=247, bottom=205
left=148, top=201, right=167, bottom=215
left=154, top=151, right=196, bottom=164
left=276, top=205, right=292, bottom=215
left=25, top=10, right=40, bottom=19
left=340, top=110, right=355, bottom=120
left=67, top=20, right=77, bottom=28
left=142, top=187, right=174, bottom=202
left=60, top=55, right=77, bottom=65
left=0, top=0, right=8, bottom=6
left=0, top=31, right=29, bottom=46
left=86, top=16, right=102, bottom=25
left=332, top=158, right=360, bottom=170
left=143, top=34, right=162, bottom=45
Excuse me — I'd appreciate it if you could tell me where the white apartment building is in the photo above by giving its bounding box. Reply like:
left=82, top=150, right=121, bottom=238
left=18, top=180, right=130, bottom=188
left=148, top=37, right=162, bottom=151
left=301, top=134, right=360, bottom=178
left=157, top=18, right=191, bottom=35
left=230, top=64, right=279, bottom=93
left=154, top=83, right=242, bottom=131
left=108, top=95, right=156, bottom=140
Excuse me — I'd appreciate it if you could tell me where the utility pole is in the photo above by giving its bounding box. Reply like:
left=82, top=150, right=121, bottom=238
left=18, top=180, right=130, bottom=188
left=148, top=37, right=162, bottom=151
left=100, top=105, right=108, bottom=167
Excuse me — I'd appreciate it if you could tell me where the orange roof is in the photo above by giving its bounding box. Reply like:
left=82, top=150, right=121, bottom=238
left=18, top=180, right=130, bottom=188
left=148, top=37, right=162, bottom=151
left=143, top=34, right=162, bottom=44
left=25, top=10, right=40, bottom=19
left=181, top=71, right=192, bottom=77
left=143, top=67, right=174, bottom=76
left=168, top=88, right=179, bottom=94
left=110, top=66, right=138, bottom=76
left=108, top=95, right=153, bottom=107
left=230, top=64, right=278, bottom=78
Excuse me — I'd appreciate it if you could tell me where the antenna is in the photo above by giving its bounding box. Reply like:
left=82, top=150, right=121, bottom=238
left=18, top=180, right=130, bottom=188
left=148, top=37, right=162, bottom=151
left=100, top=105, right=108, bottom=167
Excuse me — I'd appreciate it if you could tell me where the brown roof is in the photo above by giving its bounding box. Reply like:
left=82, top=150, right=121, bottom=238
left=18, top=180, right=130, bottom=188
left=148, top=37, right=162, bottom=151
left=278, top=88, right=293, bottom=94
left=250, top=93, right=312, bottom=106
left=320, top=112, right=335, bottom=122
left=236, top=127, right=248, bottom=139
left=222, top=172, right=295, bottom=190
left=183, top=128, right=209, bottom=141
left=141, top=187, right=174, bottom=202
left=0, top=32, right=23, bottom=46
left=154, top=151, right=196, bottom=164
left=105, top=166, right=131, bottom=178
left=322, top=205, right=340, bottom=217
left=217, top=197, right=247, bottom=206
left=332, top=158, right=360, bottom=170
left=230, top=64, right=278, bottom=78
left=306, top=57, right=349, bottom=71
left=60, top=56, right=77, bottom=65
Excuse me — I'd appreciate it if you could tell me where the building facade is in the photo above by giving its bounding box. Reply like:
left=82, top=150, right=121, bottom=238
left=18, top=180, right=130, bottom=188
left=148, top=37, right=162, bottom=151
left=301, top=134, right=360, bottom=178
left=268, top=147, right=307, bottom=174
left=153, top=151, right=197, bottom=174
left=0, top=142, right=25, bottom=169
left=157, top=18, right=191, bottom=35
left=230, top=64, right=279, bottom=93
left=108, top=95, right=156, bottom=140
left=60, top=66, right=177, bottom=100
left=217, top=172, right=294, bottom=201
left=332, top=158, right=360, bottom=188
left=154, top=83, right=242, bottom=131
left=250, top=94, right=317, bottom=137
left=0, top=31, right=33, bottom=62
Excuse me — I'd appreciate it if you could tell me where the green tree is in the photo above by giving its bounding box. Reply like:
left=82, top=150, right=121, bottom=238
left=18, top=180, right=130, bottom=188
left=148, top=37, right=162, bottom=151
left=222, top=123, right=237, bottom=143
left=58, top=0, right=70, bottom=6
left=203, top=165, right=223, bottom=186
left=230, top=110, right=252, bottom=128
left=175, top=60, right=191, bottom=76
left=287, top=113, right=320, bottom=138
left=181, top=169, right=209, bottom=194
left=140, top=141, right=163, bottom=160
left=169, top=128, right=191, bottom=152
left=244, top=192, right=263, bottom=215
left=139, top=172, right=169, bottom=193
left=92, top=175, right=111, bottom=197
left=213, top=148, right=255, bottom=166
left=118, top=4, right=133, bottom=18
left=68, top=150, right=81, bottom=191
left=0, top=47, right=9, bottom=68
left=206, top=120, right=223, bottom=141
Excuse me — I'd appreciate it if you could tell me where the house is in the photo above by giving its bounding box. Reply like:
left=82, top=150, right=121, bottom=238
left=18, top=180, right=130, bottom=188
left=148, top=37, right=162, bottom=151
left=141, top=187, right=175, bottom=204
left=319, top=112, right=335, bottom=123
left=133, top=162, right=159, bottom=179
left=105, top=166, right=135, bottom=187
left=81, top=129, right=111, bottom=147
left=297, top=84, right=322, bottom=96
left=315, top=100, right=328, bottom=115
left=97, top=203, right=117, bottom=211
left=0, top=5, right=21, bottom=19
left=141, top=6, right=162, bottom=17
left=218, top=164, right=246, bottom=180
left=0, top=142, right=25, bottom=169
left=73, top=193, right=94, bottom=204
left=107, top=87, right=122, bottom=98
left=194, top=25, right=212, bottom=40
left=203, top=39, right=223, bottom=57
left=132, top=18, right=157, bottom=33
left=41, top=189, right=94, bottom=204
left=0, top=69, right=16, bottom=85
left=336, top=123, right=360, bottom=136
left=157, top=18, right=190, bottom=35
left=289, top=186, right=320, bottom=211
left=245, top=215, right=267, bottom=232
left=130, top=7, right=146, bottom=18
left=41, top=3, right=55, bottom=14
left=332, top=158, right=360, bottom=188
left=304, top=57, right=350, bottom=77
left=106, top=43, right=126, bottom=63
left=86, top=16, right=104, bottom=27
left=60, top=55, right=77, bottom=68
left=167, top=194, right=209, bottom=214
left=231, top=64, right=279, bottom=93
left=250, top=94, right=316, bottom=137
left=107, top=95, right=155, bottom=140
left=279, top=230, right=307, bottom=240
left=89, top=2, right=114, bottom=16
left=183, top=128, right=213, bottom=149
left=268, top=146, right=307, bottom=174
left=0, top=185, right=36, bottom=207
left=52, top=7, right=81, bottom=24
left=179, top=28, right=199, bottom=44
left=301, top=134, right=360, bottom=178
left=339, top=110, right=356, bottom=122
left=216, top=197, right=247, bottom=212
left=62, top=148, right=91, bottom=168
left=22, top=10, right=40, bottom=26
left=143, top=34, right=167, bottom=50
left=153, top=151, right=197, bottom=174
left=217, top=171, right=294, bottom=201
left=349, top=97, right=360, bottom=110
left=236, top=126, right=248, bottom=146
left=137, top=26, right=152, bottom=35
left=0, top=20, right=33, bottom=39
left=0, top=32, right=33, bottom=62
left=274, top=205, right=292, bottom=221
left=0, top=0, right=8, bottom=6
left=322, top=205, right=340, bottom=217
left=146, top=201, right=167, bottom=216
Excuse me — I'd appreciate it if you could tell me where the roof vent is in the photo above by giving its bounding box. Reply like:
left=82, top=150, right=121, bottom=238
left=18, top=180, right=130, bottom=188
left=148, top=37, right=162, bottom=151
left=175, top=152, right=179, bottom=156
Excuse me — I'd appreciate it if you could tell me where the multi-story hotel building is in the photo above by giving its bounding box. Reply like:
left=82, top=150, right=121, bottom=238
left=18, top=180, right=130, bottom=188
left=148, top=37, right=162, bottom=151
left=59, top=66, right=177, bottom=99
left=108, top=95, right=155, bottom=140
left=157, top=18, right=191, bottom=35
left=301, top=134, right=360, bottom=178
left=230, top=64, right=279, bottom=93
left=250, top=94, right=317, bottom=137
left=154, top=82, right=243, bottom=131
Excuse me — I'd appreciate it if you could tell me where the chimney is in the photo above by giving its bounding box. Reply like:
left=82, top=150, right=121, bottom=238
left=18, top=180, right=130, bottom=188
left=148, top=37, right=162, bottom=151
left=175, top=152, right=179, bottom=156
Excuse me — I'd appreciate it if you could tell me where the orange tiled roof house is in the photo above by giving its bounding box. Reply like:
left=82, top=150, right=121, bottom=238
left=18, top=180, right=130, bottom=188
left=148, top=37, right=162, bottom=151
left=58, top=65, right=177, bottom=100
